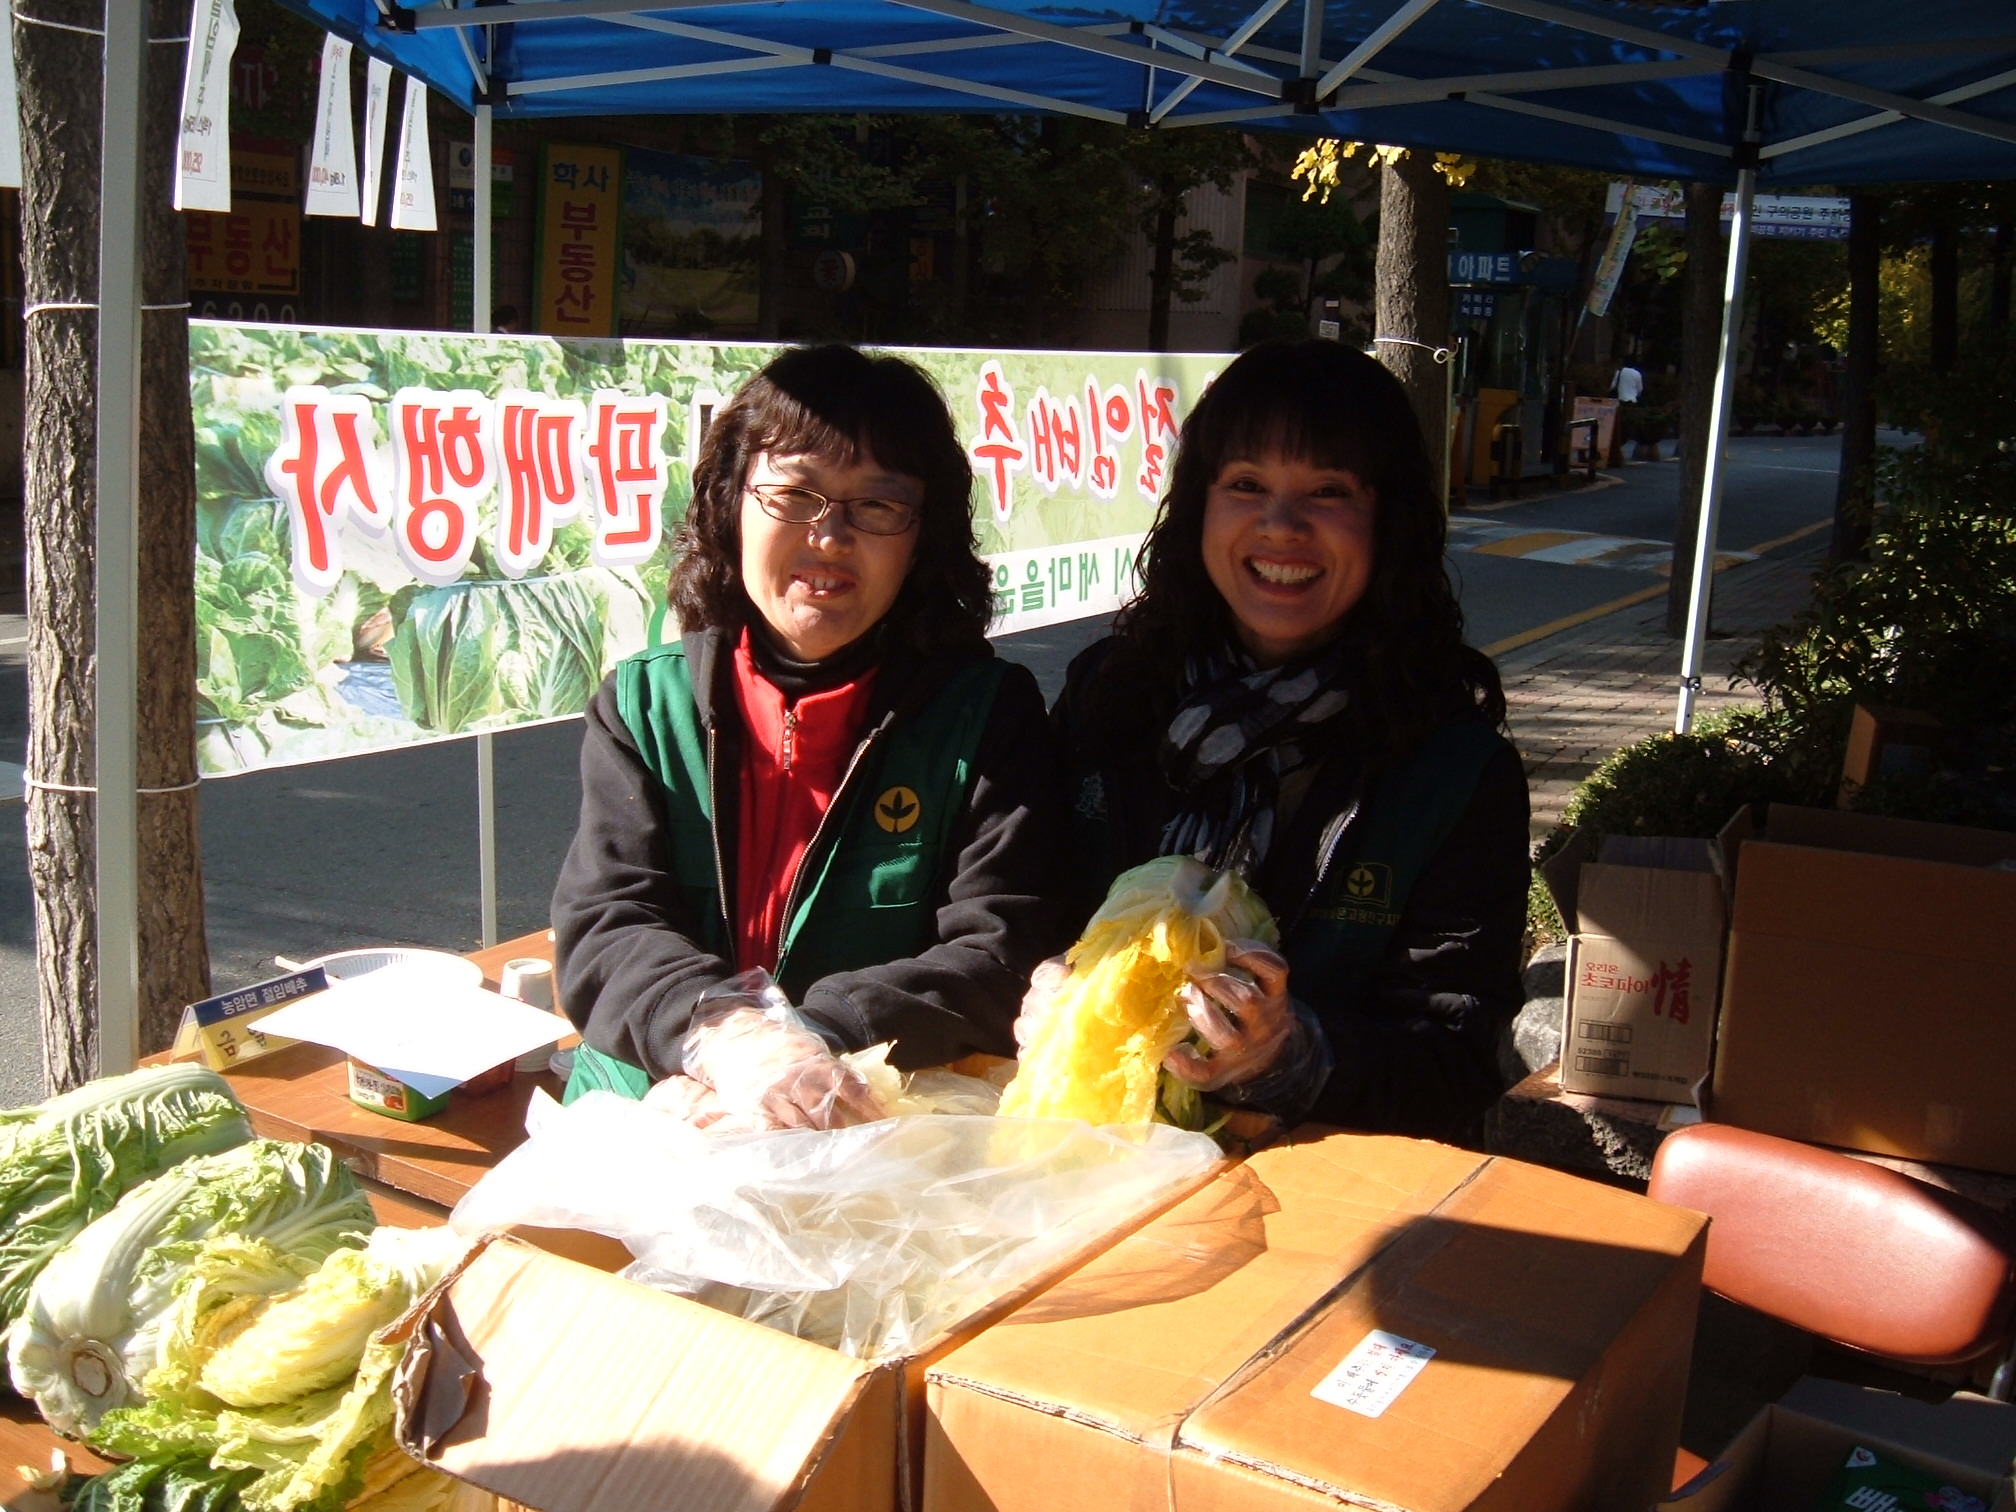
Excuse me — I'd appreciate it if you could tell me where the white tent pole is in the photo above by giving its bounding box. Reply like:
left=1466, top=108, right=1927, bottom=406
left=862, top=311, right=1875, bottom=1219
left=473, top=100, right=498, bottom=949
left=1674, top=88, right=1760, bottom=736
left=96, top=2, right=147, bottom=1072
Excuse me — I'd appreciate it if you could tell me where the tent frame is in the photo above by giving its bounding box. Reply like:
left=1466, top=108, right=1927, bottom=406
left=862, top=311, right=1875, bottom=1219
left=85, top=0, right=2016, bottom=1060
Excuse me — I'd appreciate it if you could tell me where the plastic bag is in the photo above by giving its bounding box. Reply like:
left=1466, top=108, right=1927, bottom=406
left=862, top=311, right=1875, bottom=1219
left=648, top=970, right=884, bottom=1132
left=452, top=1093, right=1219, bottom=1360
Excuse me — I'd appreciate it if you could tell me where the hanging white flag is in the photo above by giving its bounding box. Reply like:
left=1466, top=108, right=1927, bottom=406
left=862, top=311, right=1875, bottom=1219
left=390, top=78, right=436, bottom=232
left=304, top=35, right=359, bottom=217
left=1585, top=192, right=1641, bottom=320
left=360, top=57, right=394, bottom=228
left=174, top=0, right=239, bottom=212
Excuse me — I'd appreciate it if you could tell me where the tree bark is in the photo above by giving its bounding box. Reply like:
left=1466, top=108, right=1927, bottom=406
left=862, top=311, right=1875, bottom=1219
left=1146, top=192, right=1177, bottom=353
left=1831, top=193, right=1879, bottom=563
left=1373, top=151, right=1450, bottom=463
left=1666, top=181, right=1725, bottom=638
left=1929, top=220, right=1958, bottom=373
left=18, top=0, right=207, bottom=1089
left=1990, top=222, right=2011, bottom=349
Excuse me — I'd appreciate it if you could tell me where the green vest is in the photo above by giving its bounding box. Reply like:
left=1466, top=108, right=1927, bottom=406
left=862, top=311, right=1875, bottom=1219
left=566, top=643, right=1008, bottom=1102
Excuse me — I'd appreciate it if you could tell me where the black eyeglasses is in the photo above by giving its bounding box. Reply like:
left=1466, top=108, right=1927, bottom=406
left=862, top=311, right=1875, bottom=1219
left=748, top=483, right=919, bottom=537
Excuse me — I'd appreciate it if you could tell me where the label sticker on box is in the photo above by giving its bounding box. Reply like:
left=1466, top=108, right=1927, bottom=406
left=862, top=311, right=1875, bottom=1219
left=1310, top=1330, right=1436, bottom=1418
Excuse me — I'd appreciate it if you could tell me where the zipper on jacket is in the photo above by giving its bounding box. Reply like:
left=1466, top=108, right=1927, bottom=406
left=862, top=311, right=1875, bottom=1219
left=780, top=708, right=799, bottom=773
left=705, top=721, right=734, bottom=955
left=774, top=718, right=889, bottom=976
left=1293, top=791, right=1364, bottom=936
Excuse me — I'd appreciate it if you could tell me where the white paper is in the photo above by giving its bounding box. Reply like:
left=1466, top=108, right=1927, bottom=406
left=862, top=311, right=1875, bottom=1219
left=304, top=36, right=359, bottom=218
left=1310, top=1330, right=1436, bottom=1419
left=390, top=78, right=436, bottom=232
left=175, top=0, right=239, bottom=213
left=359, top=57, right=393, bottom=228
left=253, top=963, right=571, bottom=1093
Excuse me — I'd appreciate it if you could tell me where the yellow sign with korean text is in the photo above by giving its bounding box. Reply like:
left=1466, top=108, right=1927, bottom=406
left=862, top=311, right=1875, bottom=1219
left=170, top=967, right=321, bottom=1073
left=535, top=143, right=623, bottom=337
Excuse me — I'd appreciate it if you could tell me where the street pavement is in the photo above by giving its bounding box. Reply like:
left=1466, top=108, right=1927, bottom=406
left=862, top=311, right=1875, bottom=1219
left=0, top=431, right=1853, bottom=1103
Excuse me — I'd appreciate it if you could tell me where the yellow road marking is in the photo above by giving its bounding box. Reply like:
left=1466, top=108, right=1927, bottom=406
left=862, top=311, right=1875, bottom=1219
left=1471, top=530, right=1589, bottom=558
left=1741, top=516, right=1831, bottom=557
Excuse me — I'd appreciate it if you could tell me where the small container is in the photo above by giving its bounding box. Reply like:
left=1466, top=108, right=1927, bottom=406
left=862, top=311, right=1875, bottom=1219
left=501, top=959, right=562, bottom=1075
left=347, top=1058, right=451, bottom=1122
left=455, top=1059, right=516, bottom=1098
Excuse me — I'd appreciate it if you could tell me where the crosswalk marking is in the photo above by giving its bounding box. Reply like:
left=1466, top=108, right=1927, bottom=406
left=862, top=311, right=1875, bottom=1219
left=1448, top=519, right=1753, bottom=576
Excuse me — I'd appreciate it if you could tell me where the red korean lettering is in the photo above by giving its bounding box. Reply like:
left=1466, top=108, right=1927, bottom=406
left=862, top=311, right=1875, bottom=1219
left=1135, top=373, right=1180, bottom=500
left=1025, top=389, right=1083, bottom=493
left=390, top=388, right=493, bottom=586
left=1083, top=379, right=1133, bottom=501
left=494, top=392, right=588, bottom=578
left=263, top=388, right=392, bottom=596
left=587, top=391, right=668, bottom=568
left=968, top=361, right=1025, bottom=523
left=1652, top=959, right=1693, bottom=1025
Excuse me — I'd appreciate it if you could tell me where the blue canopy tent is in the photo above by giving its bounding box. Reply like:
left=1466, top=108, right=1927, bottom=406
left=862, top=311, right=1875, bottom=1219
left=82, top=0, right=2016, bottom=1066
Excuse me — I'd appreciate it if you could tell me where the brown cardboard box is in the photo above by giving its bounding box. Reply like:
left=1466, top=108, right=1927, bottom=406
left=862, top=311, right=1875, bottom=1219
left=389, top=1166, right=1219, bottom=1512
left=1543, top=832, right=1726, bottom=1104
left=923, top=1130, right=1707, bottom=1512
left=1711, top=805, right=2016, bottom=1174
left=1660, top=1377, right=2016, bottom=1511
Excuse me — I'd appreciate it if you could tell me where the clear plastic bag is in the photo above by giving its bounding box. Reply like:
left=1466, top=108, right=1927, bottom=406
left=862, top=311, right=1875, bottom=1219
left=451, top=1093, right=1219, bottom=1360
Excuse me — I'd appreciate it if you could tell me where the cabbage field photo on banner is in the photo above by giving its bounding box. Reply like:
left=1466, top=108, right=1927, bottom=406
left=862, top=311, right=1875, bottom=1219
left=189, top=322, right=1221, bottom=776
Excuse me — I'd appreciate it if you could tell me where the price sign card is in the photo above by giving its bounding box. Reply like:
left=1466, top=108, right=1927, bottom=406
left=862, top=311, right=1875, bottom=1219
left=173, top=967, right=327, bottom=1072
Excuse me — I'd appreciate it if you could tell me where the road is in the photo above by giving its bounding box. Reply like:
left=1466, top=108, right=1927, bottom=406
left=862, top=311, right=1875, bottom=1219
left=0, top=431, right=1853, bottom=1104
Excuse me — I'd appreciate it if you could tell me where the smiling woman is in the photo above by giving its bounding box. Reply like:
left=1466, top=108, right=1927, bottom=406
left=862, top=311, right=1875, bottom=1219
left=551, top=346, right=1070, bottom=1122
left=1044, top=341, right=1532, bottom=1146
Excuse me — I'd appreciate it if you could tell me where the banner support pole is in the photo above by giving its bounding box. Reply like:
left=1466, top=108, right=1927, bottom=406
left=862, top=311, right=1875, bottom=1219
left=95, top=2, right=148, bottom=1072
left=474, top=102, right=498, bottom=948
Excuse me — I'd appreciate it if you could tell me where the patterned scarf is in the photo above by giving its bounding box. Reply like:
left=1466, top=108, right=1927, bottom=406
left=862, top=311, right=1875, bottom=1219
left=1158, top=639, right=1355, bottom=876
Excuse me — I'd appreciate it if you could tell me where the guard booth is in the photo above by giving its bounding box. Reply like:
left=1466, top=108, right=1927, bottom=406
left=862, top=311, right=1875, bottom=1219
left=1447, top=193, right=1578, bottom=496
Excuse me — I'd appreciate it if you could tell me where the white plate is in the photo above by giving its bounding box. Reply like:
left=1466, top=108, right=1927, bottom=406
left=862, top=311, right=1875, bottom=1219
left=292, top=947, right=485, bottom=991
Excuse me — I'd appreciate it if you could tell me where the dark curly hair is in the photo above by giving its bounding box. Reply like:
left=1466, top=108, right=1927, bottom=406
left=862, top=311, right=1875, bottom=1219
left=1093, top=339, right=1505, bottom=767
left=668, top=345, right=993, bottom=655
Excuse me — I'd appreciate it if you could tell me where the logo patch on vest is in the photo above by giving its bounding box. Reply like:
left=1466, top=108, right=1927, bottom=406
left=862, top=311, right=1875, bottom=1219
left=874, top=785, right=922, bottom=834
left=1343, top=862, right=1393, bottom=909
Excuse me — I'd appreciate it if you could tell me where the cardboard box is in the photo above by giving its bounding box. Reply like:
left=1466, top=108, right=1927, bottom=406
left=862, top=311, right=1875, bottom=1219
left=1660, top=1376, right=2016, bottom=1510
left=389, top=1166, right=1219, bottom=1512
left=923, top=1130, right=1708, bottom=1512
left=1711, top=805, right=2016, bottom=1174
left=1543, top=832, right=1727, bottom=1104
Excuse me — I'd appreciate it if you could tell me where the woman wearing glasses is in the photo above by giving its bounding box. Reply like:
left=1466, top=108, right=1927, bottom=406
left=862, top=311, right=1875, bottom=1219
left=552, top=345, right=1068, bottom=1125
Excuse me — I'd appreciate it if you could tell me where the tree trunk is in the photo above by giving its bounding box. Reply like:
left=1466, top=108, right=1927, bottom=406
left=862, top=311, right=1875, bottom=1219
left=1990, top=222, right=2011, bottom=348
left=1831, top=193, right=1880, bottom=563
left=1929, top=221, right=1959, bottom=373
left=1666, top=181, right=1725, bottom=637
left=756, top=144, right=785, bottom=340
left=1373, top=151, right=1450, bottom=461
left=18, top=0, right=207, bottom=1089
left=1146, top=193, right=1177, bottom=353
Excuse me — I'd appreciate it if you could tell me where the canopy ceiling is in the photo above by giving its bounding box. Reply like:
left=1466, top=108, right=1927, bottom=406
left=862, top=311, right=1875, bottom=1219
left=274, top=0, right=2016, bottom=187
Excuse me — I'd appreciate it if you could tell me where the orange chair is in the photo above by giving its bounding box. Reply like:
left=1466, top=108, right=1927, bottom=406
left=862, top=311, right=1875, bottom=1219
left=1649, top=1123, right=2016, bottom=1487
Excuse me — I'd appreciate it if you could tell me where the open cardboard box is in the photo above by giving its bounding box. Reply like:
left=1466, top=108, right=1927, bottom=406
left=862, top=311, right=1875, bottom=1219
left=923, top=1129, right=1708, bottom=1512
left=1660, top=1377, right=2016, bottom=1510
left=387, top=1158, right=1223, bottom=1512
left=1711, top=805, right=2016, bottom=1174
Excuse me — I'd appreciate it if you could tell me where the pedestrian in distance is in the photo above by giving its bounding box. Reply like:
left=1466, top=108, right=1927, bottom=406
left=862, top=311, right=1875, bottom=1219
left=1042, top=340, right=1531, bottom=1146
left=551, top=345, right=1071, bottom=1129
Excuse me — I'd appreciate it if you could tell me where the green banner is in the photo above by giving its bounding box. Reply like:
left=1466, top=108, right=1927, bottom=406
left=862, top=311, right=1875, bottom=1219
left=190, top=321, right=1224, bottom=775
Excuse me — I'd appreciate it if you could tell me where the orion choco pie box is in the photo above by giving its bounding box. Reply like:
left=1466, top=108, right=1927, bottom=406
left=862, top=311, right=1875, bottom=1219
left=1542, top=833, right=1727, bottom=1105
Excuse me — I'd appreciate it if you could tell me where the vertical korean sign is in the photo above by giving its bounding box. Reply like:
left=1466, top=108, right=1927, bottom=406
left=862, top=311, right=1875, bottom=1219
left=535, top=144, right=622, bottom=337
left=187, top=324, right=1216, bottom=776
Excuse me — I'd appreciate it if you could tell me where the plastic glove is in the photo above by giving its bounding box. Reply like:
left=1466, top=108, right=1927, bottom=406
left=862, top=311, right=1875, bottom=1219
left=681, top=1005, right=885, bottom=1130
left=1011, top=956, right=1071, bottom=1053
left=1163, top=939, right=1296, bottom=1092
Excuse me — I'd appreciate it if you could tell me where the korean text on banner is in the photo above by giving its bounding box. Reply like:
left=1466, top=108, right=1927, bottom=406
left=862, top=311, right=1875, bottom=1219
left=360, top=57, right=394, bottom=227
left=305, top=35, right=360, bottom=218
left=536, top=144, right=623, bottom=337
left=175, top=0, right=239, bottom=213
left=391, top=79, right=437, bottom=233
left=1586, top=190, right=1639, bottom=319
left=186, top=148, right=300, bottom=316
left=186, top=324, right=1215, bottom=777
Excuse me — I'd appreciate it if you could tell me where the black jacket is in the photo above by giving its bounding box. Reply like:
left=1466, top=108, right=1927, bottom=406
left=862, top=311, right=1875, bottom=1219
left=552, top=627, right=1073, bottom=1080
left=1054, top=637, right=1530, bottom=1146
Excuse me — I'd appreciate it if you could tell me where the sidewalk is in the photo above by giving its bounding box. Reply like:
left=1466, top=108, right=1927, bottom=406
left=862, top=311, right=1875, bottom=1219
left=1499, top=545, right=1826, bottom=834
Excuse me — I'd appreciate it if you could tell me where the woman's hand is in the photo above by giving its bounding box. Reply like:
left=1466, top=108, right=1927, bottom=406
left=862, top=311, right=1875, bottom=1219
left=679, top=1005, right=885, bottom=1129
left=1164, top=939, right=1297, bottom=1091
left=1011, top=956, right=1071, bottom=1052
